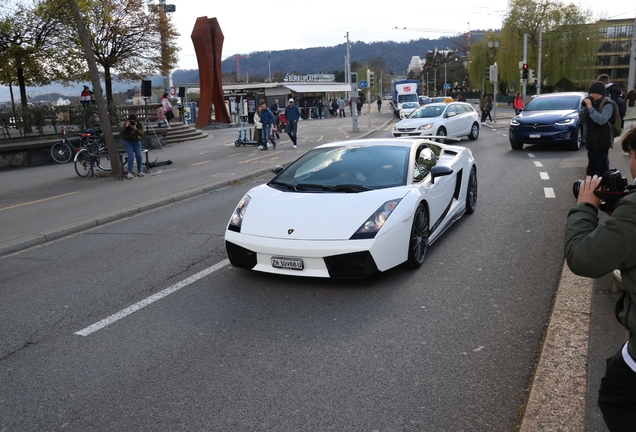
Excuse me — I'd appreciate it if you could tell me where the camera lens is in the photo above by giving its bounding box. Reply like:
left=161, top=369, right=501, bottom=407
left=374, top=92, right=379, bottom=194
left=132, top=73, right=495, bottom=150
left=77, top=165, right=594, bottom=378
left=572, top=180, right=582, bottom=199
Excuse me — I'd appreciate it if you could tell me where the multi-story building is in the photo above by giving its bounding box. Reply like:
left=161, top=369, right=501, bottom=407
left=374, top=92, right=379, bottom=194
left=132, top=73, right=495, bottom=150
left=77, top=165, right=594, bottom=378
left=596, top=18, right=635, bottom=91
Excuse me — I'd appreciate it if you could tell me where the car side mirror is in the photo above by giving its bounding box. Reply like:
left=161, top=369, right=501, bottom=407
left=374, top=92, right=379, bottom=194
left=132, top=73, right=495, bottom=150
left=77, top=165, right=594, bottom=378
left=446, top=112, right=457, bottom=118
left=430, top=165, right=453, bottom=184
left=271, top=165, right=284, bottom=174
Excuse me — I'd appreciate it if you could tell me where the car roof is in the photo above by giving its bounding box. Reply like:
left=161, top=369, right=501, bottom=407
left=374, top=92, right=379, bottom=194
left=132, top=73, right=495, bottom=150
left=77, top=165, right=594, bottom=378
left=533, top=91, right=586, bottom=99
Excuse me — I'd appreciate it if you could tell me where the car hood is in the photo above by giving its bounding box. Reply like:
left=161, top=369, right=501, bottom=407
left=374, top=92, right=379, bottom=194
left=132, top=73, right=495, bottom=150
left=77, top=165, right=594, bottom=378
left=516, top=110, right=577, bottom=123
left=395, top=117, right=437, bottom=128
left=239, top=184, right=410, bottom=240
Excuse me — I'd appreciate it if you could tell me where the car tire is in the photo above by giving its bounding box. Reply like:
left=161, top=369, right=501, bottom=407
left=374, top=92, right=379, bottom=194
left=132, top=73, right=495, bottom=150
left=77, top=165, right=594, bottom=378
left=468, top=122, right=480, bottom=140
left=510, top=140, right=523, bottom=150
left=436, top=127, right=447, bottom=143
left=465, top=166, right=477, bottom=214
left=406, top=204, right=429, bottom=269
left=569, top=126, right=583, bottom=151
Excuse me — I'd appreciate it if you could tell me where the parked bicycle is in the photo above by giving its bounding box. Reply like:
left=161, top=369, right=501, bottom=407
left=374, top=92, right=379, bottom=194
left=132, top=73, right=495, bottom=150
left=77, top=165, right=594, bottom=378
left=74, top=132, right=112, bottom=177
left=50, top=126, right=77, bottom=164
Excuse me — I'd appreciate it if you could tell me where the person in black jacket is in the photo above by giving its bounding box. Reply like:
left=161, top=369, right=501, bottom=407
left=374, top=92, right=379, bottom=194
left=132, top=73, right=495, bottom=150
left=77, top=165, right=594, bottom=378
left=583, top=81, right=614, bottom=177
left=598, top=74, right=626, bottom=128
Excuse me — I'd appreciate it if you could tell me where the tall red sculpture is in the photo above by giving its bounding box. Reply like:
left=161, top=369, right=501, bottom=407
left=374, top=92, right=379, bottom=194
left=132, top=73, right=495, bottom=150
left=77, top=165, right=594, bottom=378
left=191, top=17, right=230, bottom=127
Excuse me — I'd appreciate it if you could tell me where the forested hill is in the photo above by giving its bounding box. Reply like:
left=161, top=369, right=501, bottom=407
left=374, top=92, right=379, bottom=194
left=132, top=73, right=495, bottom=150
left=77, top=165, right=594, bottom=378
left=171, top=35, right=469, bottom=85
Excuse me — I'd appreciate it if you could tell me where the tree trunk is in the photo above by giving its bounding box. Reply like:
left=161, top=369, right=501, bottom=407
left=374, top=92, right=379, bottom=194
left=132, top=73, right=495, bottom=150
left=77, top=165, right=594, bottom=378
left=67, top=0, right=121, bottom=176
left=104, top=66, right=113, bottom=104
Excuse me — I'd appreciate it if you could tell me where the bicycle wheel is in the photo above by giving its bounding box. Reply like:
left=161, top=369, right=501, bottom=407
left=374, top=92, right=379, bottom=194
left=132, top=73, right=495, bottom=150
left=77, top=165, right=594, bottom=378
left=51, top=141, right=73, bottom=164
left=95, top=154, right=112, bottom=172
left=74, top=150, right=92, bottom=177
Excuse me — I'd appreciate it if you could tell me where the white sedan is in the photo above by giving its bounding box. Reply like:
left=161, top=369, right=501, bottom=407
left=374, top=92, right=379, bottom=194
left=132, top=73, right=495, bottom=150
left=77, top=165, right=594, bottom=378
left=392, top=102, right=480, bottom=141
left=225, top=138, right=477, bottom=278
left=399, top=102, right=420, bottom=119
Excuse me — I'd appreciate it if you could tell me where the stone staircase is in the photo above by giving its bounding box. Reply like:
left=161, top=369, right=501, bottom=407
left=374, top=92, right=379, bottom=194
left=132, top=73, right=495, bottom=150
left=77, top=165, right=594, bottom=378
left=146, top=121, right=208, bottom=145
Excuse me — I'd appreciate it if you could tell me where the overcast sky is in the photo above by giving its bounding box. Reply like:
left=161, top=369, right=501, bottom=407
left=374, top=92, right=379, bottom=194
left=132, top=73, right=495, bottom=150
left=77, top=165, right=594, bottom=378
left=167, top=0, right=636, bottom=70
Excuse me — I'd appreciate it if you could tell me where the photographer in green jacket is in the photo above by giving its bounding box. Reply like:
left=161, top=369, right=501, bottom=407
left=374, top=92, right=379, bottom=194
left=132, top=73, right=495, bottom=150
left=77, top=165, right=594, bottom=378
left=565, top=126, right=636, bottom=431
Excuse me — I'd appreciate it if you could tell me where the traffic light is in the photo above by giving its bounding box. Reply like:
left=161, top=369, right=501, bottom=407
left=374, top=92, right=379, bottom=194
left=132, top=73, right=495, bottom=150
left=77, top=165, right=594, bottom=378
left=489, top=64, right=498, bottom=83
left=369, top=72, right=375, bottom=88
left=522, top=63, right=529, bottom=80
left=528, top=69, right=535, bottom=84
left=485, top=67, right=491, bottom=81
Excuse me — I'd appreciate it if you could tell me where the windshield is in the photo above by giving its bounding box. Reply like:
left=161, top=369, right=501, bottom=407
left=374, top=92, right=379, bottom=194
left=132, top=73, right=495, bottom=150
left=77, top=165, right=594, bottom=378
left=398, top=94, right=418, bottom=103
left=402, top=102, right=419, bottom=109
left=270, top=145, right=409, bottom=192
left=524, top=95, right=581, bottom=111
left=408, top=105, right=445, bottom=119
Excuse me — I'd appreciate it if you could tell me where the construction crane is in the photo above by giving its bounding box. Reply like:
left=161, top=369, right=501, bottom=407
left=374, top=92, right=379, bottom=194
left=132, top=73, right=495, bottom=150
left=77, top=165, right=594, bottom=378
left=232, top=54, right=250, bottom=81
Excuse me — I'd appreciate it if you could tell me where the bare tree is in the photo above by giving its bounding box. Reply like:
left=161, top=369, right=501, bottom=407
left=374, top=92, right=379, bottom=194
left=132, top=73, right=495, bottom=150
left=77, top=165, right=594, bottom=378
left=62, top=0, right=179, bottom=103
left=67, top=0, right=122, bottom=176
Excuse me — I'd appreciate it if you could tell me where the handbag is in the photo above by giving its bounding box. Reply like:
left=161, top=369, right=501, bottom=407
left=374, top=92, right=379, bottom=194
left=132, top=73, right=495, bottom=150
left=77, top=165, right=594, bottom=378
left=166, top=110, right=175, bottom=120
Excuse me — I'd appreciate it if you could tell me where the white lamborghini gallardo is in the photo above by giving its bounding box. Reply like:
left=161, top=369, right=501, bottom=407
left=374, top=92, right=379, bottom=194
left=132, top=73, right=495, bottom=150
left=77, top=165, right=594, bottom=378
left=225, top=138, right=477, bottom=278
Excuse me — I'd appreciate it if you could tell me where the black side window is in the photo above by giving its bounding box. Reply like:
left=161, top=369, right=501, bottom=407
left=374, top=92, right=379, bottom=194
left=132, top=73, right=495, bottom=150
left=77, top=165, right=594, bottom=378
left=413, top=145, right=439, bottom=182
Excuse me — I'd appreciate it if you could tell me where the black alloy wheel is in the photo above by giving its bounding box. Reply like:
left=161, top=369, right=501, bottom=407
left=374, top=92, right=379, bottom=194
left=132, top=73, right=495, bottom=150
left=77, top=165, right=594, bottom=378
left=407, top=204, right=429, bottom=268
left=468, top=122, right=480, bottom=140
left=466, top=166, right=477, bottom=214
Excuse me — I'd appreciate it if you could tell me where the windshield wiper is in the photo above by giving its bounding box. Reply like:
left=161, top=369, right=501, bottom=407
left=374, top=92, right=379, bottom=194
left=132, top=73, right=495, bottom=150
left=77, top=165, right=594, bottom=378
left=322, top=184, right=374, bottom=192
left=269, top=181, right=307, bottom=191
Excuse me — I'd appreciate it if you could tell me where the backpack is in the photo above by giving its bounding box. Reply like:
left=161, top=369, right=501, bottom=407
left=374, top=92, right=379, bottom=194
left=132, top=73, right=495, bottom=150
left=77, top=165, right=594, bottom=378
left=599, top=97, right=622, bottom=138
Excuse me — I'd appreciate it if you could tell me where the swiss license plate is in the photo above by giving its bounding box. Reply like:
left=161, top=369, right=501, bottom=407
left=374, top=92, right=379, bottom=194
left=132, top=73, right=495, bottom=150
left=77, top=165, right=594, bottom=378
left=529, top=134, right=541, bottom=138
left=271, top=257, right=304, bottom=270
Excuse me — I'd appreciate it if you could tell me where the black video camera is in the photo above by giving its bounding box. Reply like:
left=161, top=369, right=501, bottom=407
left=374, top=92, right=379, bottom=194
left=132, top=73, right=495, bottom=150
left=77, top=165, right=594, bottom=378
left=128, top=120, right=136, bottom=127
left=573, top=169, right=632, bottom=212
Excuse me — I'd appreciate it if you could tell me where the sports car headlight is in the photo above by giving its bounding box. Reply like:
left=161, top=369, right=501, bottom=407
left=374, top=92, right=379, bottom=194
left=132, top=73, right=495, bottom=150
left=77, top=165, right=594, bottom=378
left=555, top=118, right=575, bottom=126
left=350, top=199, right=402, bottom=240
left=228, top=194, right=251, bottom=232
left=417, top=123, right=433, bottom=131
left=510, top=118, right=520, bottom=126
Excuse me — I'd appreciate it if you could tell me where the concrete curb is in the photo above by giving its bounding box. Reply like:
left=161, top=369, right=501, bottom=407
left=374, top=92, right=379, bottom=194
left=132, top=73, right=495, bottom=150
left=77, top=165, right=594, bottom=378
left=519, top=263, right=593, bottom=431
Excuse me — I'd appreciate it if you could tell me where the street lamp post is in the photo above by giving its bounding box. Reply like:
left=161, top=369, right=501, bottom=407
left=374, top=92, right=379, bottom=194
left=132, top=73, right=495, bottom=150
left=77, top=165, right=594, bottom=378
left=486, top=40, right=499, bottom=120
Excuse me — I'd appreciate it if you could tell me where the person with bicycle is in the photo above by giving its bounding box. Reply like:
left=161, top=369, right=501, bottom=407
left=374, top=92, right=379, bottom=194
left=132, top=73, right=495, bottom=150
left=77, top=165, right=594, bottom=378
left=120, top=114, right=145, bottom=179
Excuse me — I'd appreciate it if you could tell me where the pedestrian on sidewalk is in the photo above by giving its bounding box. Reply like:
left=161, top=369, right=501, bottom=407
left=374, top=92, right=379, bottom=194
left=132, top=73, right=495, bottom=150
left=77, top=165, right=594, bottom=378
left=377, top=98, right=382, bottom=112
left=259, top=102, right=276, bottom=150
left=317, top=99, right=324, bottom=119
left=284, top=98, right=301, bottom=148
left=356, top=98, right=363, bottom=117
left=254, top=104, right=263, bottom=149
left=513, top=93, right=524, bottom=115
left=160, top=93, right=174, bottom=129
left=583, top=81, right=614, bottom=177
left=479, top=94, right=487, bottom=124
left=119, top=114, right=145, bottom=179
left=481, top=95, right=494, bottom=123
left=338, top=98, right=346, bottom=118
left=564, top=126, right=636, bottom=432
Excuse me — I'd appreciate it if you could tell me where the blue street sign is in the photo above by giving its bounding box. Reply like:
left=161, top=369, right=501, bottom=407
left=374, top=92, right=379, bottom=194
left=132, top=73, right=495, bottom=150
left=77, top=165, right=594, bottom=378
left=359, top=80, right=368, bottom=89
left=443, top=83, right=451, bottom=90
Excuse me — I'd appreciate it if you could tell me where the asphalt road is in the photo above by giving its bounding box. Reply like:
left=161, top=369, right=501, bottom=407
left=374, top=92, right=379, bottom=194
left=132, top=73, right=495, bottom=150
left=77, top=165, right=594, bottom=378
left=0, top=112, right=626, bottom=431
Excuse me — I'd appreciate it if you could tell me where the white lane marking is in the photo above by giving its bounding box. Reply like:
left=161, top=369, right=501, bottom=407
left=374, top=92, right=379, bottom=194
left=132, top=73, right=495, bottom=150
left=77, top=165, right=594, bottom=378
left=75, top=259, right=230, bottom=336
left=534, top=161, right=543, bottom=167
left=540, top=172, right=550, bottom=180
left=544, top=188, right=555, bottom=198
left=528, top=153, right=536, bottom=158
